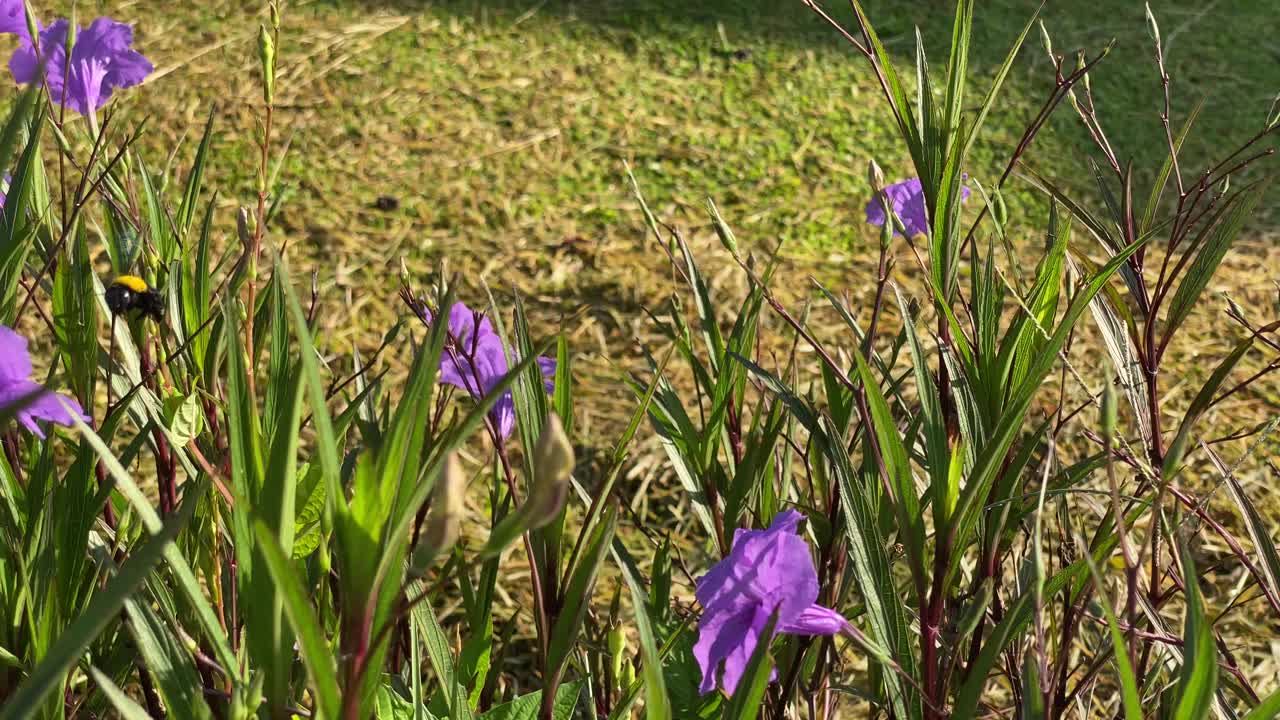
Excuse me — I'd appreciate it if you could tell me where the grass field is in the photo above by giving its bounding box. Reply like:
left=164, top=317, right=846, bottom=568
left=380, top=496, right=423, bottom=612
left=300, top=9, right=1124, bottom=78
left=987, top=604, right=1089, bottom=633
left=85, top=0, right=1280, bottom=449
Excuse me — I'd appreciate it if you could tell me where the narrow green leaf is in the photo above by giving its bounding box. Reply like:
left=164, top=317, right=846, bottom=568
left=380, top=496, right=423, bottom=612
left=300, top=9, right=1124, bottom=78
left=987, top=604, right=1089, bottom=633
left=88, top=666, right=154, bottom=720
left=1164, top=184, right=1265, bottom=338
left=1077, top=540, right=1143, bottom=720
left=409, top=583, right=477, bottom=720
left=251, top=519, right=343, bottom=720
left=546, top=502, right=619, bottom=675
left=1174, top=541, right=1218, bottom=720
left=0, top=494, right=195, bottom=718
left=621, top=545, right=671, bottom=720
left=123, top=598, right=215, bottom=719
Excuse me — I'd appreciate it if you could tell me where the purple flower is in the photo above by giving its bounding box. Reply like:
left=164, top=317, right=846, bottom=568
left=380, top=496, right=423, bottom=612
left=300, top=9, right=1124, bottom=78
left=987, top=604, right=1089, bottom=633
left=866, top=177, right=971, bottom=238
left=0, top=325, right=88, bottom=438
left=9, top=16, right=153, bottom=117
left=694, top=510, right=849, bottom=695
left=423, top=301, right=555, bottom=439
left=0, top=0, right=32, bottom=40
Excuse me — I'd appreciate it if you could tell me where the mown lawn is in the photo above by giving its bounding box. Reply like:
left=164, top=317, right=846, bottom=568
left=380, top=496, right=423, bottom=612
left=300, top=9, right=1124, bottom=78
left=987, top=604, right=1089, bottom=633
left=70, top=0, right=1274, bottom=444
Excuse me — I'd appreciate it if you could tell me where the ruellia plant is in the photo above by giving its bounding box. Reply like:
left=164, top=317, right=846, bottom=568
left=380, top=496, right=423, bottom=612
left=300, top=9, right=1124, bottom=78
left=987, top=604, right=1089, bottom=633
left=0, top=0, right=1277, bottom=718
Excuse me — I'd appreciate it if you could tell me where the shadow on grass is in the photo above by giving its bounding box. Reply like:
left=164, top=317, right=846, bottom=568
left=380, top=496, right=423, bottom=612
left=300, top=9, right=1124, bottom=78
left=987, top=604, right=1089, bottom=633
left=341, top=0, right=1278, bottom=188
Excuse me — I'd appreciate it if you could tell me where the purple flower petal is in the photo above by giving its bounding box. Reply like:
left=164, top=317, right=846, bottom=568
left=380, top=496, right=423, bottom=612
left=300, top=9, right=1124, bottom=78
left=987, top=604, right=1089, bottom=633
left=0, top=0, right=30, bottom=37
left=10, top=16, right=152, bottom=116
left=694, top=603, right=775, bottom=696
left=866, top=177, right=970, bottom=239
left=778, top=604, right=849, bottom=636
left=0, top=325, right=33, bottom=382
left=0, top=325, right=89, bottom=438
left=0, top=379, right=87, bottom=439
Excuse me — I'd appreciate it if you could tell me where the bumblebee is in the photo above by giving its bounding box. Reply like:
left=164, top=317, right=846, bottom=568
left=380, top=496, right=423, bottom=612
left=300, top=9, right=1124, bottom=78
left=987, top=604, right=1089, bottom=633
left=104, top=275, right=165, bottom=321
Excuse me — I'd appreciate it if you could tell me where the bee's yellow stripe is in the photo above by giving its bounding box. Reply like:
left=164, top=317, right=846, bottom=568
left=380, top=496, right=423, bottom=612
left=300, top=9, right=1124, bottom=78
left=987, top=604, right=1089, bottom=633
left=113, top=275, right=150, bottom=293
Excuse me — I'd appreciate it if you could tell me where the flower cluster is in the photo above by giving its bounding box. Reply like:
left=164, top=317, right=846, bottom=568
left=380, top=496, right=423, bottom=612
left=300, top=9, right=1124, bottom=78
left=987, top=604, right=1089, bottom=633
left=419, top=300, right=555, bottom=440
left=694, top=510, right=849, bottom=695
left=0, top=325, right=87, bottom=438
left=1, top=0, right=152, bottom=116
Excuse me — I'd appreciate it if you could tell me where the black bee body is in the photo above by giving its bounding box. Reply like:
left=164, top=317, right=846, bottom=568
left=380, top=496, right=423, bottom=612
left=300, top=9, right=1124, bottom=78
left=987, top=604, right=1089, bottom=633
left=105, top=275, right=165, bottom=321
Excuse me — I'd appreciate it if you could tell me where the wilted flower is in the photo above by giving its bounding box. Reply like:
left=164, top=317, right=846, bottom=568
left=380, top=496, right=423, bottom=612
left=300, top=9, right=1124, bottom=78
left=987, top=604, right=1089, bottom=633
left=525, top=412, right=573, bottom=528
left=9, top=16, right=153, bottom=116
left=0, top=325, right=88, bottom=438
left=413, top=452, right=464, bottom=571
left=694, top=510, right=849, bottom=696
left=865, top=177, right=971, bottom=238
left=422, top=300, right=555, bottom=439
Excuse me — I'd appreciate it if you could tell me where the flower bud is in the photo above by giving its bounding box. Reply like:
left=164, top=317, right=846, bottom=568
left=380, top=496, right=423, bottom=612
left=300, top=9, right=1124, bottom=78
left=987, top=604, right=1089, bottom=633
left=608, top=625, right=627, bottom=682
left=1101, top=383, right=1118, bottom=442
left=258, top=25, right=276, bottom=105
left=526, top=412, right=573, bottom=529
left=413, top=453, right=464, bottom=572
left=23, top=3, right=39, bottom=50
left=867, top=158, right=885, bottom=195
left=620, top=659, right=636, bottom=690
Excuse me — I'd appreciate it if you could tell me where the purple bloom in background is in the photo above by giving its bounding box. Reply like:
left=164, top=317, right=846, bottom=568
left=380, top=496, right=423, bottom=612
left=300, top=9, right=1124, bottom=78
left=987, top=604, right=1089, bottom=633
left=424, top=301, right=555, bottom=439
left=694, top=510, right=849, bottom=695
left=866, top=177, right=971, bottom=238
left=0, top=325, right=88, bottom=439
left=9, top=17, right=153, bottom=117
left=0, top=0, right=31, bottom=39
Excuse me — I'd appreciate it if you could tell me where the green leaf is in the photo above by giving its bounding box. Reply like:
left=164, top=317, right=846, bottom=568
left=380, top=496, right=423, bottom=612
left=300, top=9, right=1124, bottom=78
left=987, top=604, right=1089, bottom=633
left=123, top=598, right=215, bottom=719
left=0, top=490, right=196, bottom=718
left=476, top=682, right=582, bottom=720
left=1242, top=685, right=1280, bottom=720
left=176, top=106, right=216, bottom=237
left=1164, top=184, right=1265, bottom=339
left=0, top=85, right=38, bottom=174
left=546, top=502, right=619, bottom=675
left=88, top=666, right=154, bottom=720
left=275, top=252, right=348, bottom=514
left=0, top=111, right=45, bottom=324
left=409, top=583, right=477, bottom=720
left=1174, top=540, right=1218, bottom=720
left=1077, top=541, right=1143, bottom=720
left=621, top=544, right=672, bottom=720
left=251, top=519, right=343, bottom=720
left=1222, top=465, right=1280, bottom=612
left=162, top=392, right=204, bottom=448
left=1141, top=97, right=1204, bottom=235
left=828, top=435, right=920, bottom=720
left=849, top=344, right=926, bottom=586
left=1163, top=337, right=1253, bottom=477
